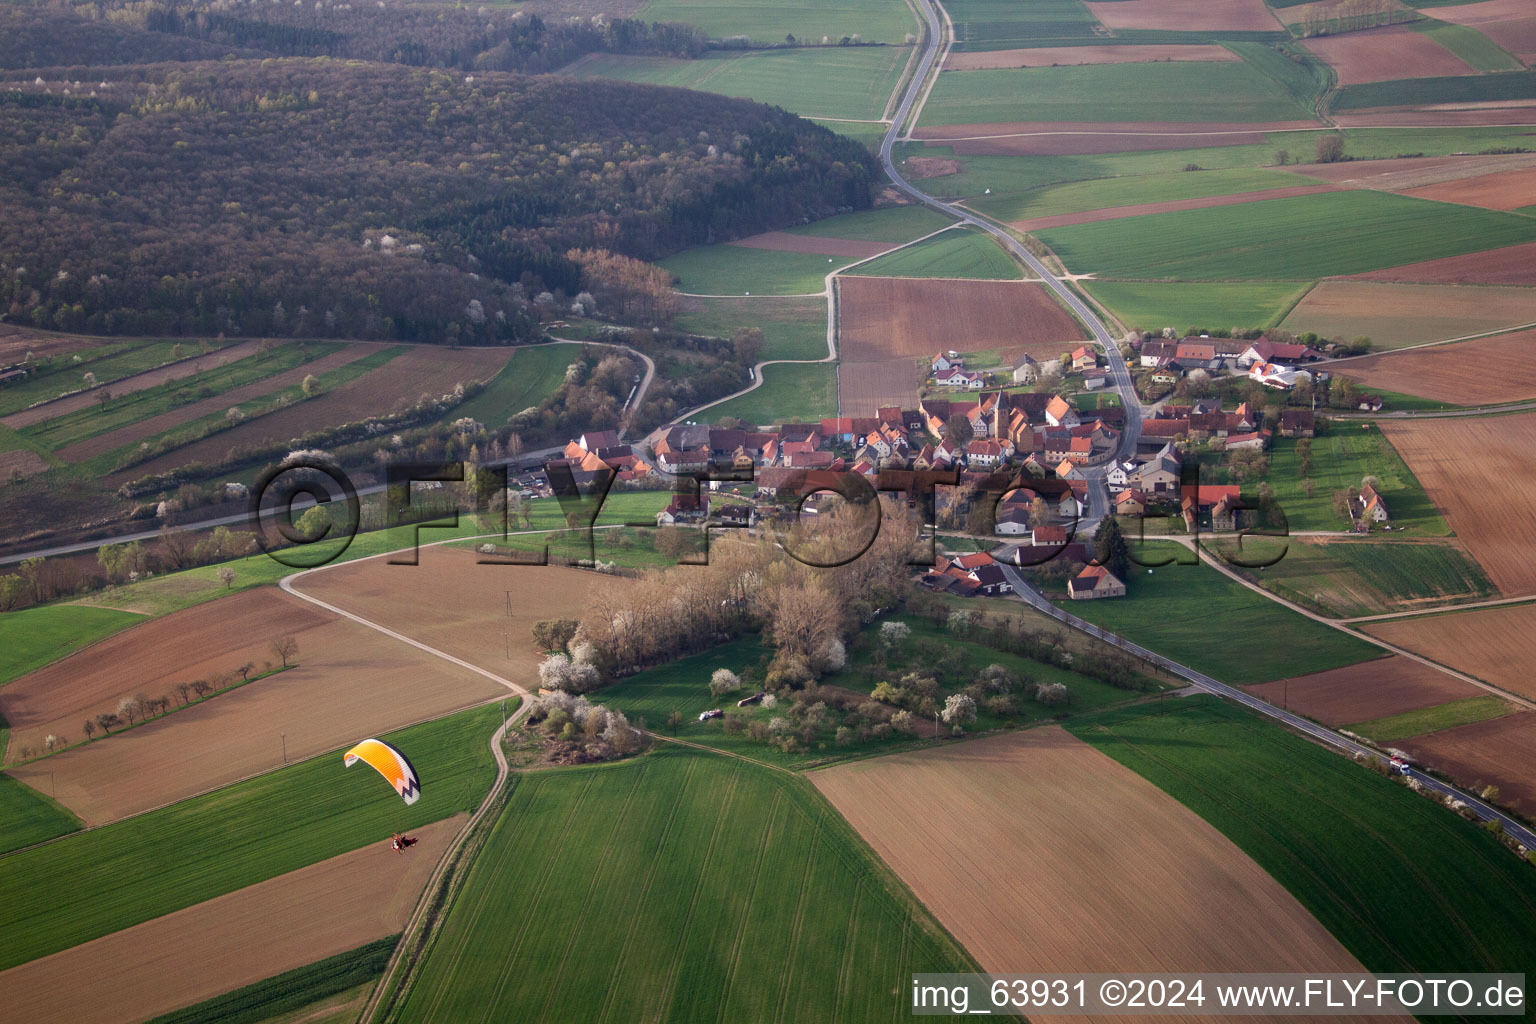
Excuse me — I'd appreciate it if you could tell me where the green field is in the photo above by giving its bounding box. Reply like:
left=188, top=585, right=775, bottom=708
left=0, top=340, right=237, bottom=417
left=146, top=936, right=396, bottom=1024
left=1348, top=695, right=1515, bottom=744
left=451, top=343, right=578, bottom=428
left=676, top=296, right=828, bottom=362
left=969, top=167, right=1316, bottom=223
left=1037, top=190, right=1536, bottom=280
left=946, top=0, right=1101, bottom=50
left=791, top=204, right=954, bottom=242
left=706, top=361, right=837, bottom=424
left=394, top=745, right=976, bottom=1023
left=1068, top=698, right=1536, bottom=983
left=636, top=0, right=918, bottom=43
left=920, top=59, right=1316, bottom=126
left=845, top=227, right=1023, bottom=278
left=660, top=244, right=840, bottom=295
left=1055, top=541, right=1381, bottom=682
left=0, top=703, right=504, bottom=971
left=897, top=124, right=1536, bottom=197
left=1411, top=19, right=1525, bottom=72
left=0, top=603, right=146, bottom=685
left=1333, top=70, right=1536, bottom=111
left=1206, top=538, right=1494, bottom=619
left=568, top=45, right=911, bottom=120
left=0, top=772, right=82, bottom=853
left=1263, top=432, right=1449, bottom=534
left=1083, top=279, right=1311, bottom=332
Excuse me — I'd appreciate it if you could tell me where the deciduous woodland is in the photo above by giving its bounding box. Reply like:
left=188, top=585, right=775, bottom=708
left=1, top=59, right=875, bottom=343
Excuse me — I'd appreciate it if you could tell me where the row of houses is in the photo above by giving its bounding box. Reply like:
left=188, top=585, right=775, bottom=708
left=1139, top=336, right=1323, bottom=374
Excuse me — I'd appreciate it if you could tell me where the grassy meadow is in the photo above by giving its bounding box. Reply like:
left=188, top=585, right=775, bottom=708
left=705, top=361, right=837, bottom=424
left=1069, top=698, right=1536, bottom=983
left=0, top=772, right=82, bottom=854
left=1347, top=695, right=1515, bottom=744
left=1055, top=541, right=1381, bottom=682
left=451, top=344, right=579, bottom=429
left=659, top=244, right=839, bottom=295
left=968, top=167, right=1317, bottom=223
left=395, top=744, right=977, bottom=1024
left=1083, top=279, right=1312, bottom=333
left=676, top=296, right=828, bottom=362
left=635, top=0, right=917, bottom=44
left=0, top=703, right=504, bottom=972
left=845, top=227, right=1023, bottom=278
left=1262, top=432, right=1449, bottom=534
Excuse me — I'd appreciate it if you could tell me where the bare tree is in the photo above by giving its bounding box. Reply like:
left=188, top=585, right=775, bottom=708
left=95, top=713, right=120, bottom=735
left=272, top=635, right=299, bottom=668
left=191, top=679, right=212, bottom=698
left=175, top=682, right=193, bottom=705
left=238, top=662, right=255, bottom=681
left=83, top=719, right=96, bottom=741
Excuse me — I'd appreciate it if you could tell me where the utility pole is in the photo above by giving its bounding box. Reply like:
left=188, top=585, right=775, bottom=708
left=281, top=733, right=286, bottom=764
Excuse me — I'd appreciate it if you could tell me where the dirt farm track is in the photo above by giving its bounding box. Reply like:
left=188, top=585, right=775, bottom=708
left=0, top=815, right=461, bottom=1024
left=1379, top=414, right=1536, bottom=596
left=811, top=728, right=1387, bottom=1024
left=1365, top=602, right=1536, bottom=704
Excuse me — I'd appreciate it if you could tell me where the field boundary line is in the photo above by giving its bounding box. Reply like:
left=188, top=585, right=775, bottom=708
left=1340, top=593, right=1536, bottom=623
left=1319, top=318, right=1536, bottom=366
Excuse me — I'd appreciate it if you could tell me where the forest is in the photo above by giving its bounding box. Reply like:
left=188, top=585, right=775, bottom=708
left=1, top=58, right=875, bottom=343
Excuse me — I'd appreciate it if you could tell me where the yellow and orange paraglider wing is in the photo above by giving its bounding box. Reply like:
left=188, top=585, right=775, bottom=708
left=343, top=738, right=421, bottom=805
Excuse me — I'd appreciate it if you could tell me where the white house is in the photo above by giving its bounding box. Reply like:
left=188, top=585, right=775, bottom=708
left=1106, top=459, right=1136, bottom=488
left=1011, top=353, right=1038, bottom=384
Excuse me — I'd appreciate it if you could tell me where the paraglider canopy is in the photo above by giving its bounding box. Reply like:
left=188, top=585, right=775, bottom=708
left=343, top=738, right=421, bottom=805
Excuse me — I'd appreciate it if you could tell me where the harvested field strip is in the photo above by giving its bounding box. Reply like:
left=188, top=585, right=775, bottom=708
left=1412, top=18, right=1527, bottom=73
left=1208, top=536, right=1495, bottom=619
left=1335, top=327, right=1536, bottom=403
left=1421, top=0, right=1536, bottom=63
left=838, top=276, right=1086, bottom=361
left=838, top=359, right=919, bottom=416
left=114, top=345, right=510, bottom=481
left=1365, top=601, right=1536, bottom=702
left=0, top=604, right=146, bottom=687
left=289, top=547, right=627, bottom=682
left=1306, top=24, right=1478, bottom=86
left=1294, top=151, right=1536, bottom=190
left=1246, top=656, right=1482, bottom=727
left=1068, top=698, right=1536, bottom=980
left=1009, top=182, right=1338, bottom=230
left=1283, top=280, right=1536, bottom=351
left=1347, top=695, right=1515, bottom=744
left=1085, top=0, right=1282, bottom=32
left=945, top=44, right=1241, bottom=70
left=1379, top=413, right=1536, bottom=595
left=1402, top=164, right=1536, bottom=210
left=727, top=231, right=893, bottom=259
left=1035, top=190, right=1536, bottom=281
left=0, top=587, right=332, bottom=760
left=0, top=703, right=502, bottom=972
left=813, top=728, right=1379, bottom=1024
left=676, top=296, right=827, bottom=362
left=1396, top=712, right=1536, bottom=817
left=1, top=341, right=262, bottom=427
left=0, top=818, right=455, bottom=1024
left=54, top=344, right=377, bottom=463
left=920, top=61, right=1316, bottom=127
left=908, top=118, right=1320, bottom=140
left=1350, top=239, right=1536, bottom=285
left=969, top=167, right=1314, bottom=223
left=844, top=227, right=1023, bottom=278
left=394, top=746, right=977, bottom=1023
left=1332, top=69, right=1536, bottom=110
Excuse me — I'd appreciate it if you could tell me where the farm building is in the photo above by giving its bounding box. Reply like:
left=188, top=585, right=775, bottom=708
left=1068, top=564, right=1125, bottom=600
left=1011, top=354, right=1038, bottom=384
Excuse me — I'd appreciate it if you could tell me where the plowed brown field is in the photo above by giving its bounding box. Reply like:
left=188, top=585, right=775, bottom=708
left=1365, top=602, right=1536, bottom=701
left=1403, top=165, right=1536, bottom=210
left=1296, top=152, right=1536, bottom=190
left=812, top=728, right=1384, bottom=1024
left=1424, top=0, right=1536, bottom=61
left=1351, top=240, right=1536, bottom=285
left=0, top=815, right=461, bottom=1024
left=115, top=346, right=512, bottom=482
left=1306, top=25, right=1475, bottom=86
left=1281, top=281, right=1536, bottom=349
left=1086, top=0, right=1282, bottom=31
left=1010, top=183, right=1338, bottom=231
left=2, top=342, right=265, bottom=430
left=1379, top=414, right=1536, bottom=595
left=0, top=588, right=329, bottom=759
left=1398, top=713, right=1536, bottom=815
left=0, top=325, right=103, bottom=364
left=58, top=344, right=381, bottom=463
left=839, top=277, right=1086, bottom=362
left=6, top=609, right=505, bottom=824
left=839, top=360, right=921, bottom=416
left=1245, top=656, right=1480, bottom=725
left=727, top=231, right=892, bottom=260
left=945, top=45, right=1239, bottom=70
left=0, top=449, right=48, bottom=481
left=1336, top=328, right=1536, bottom=404
left=290, top=546, right=626, bottom=681
left=1335, top=106, right=1536, bottom=126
